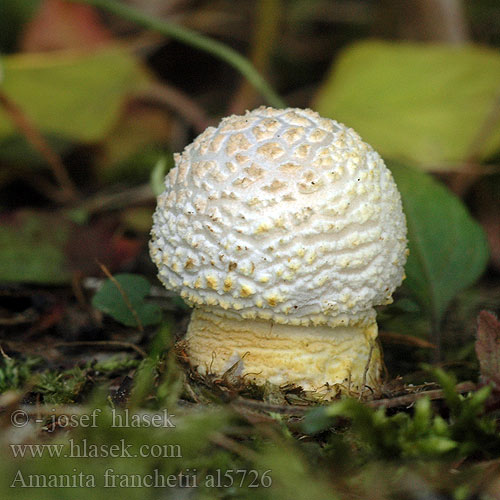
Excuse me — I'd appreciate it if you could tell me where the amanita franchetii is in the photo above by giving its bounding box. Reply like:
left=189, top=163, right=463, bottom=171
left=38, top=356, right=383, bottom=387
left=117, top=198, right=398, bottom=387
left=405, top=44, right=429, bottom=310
left=150, top=107, right=408, bottom=397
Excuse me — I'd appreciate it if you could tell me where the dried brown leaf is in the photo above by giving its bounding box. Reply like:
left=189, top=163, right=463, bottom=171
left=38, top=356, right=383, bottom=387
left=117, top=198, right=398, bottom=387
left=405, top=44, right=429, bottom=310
left=21, top=0, right=111, bottom=53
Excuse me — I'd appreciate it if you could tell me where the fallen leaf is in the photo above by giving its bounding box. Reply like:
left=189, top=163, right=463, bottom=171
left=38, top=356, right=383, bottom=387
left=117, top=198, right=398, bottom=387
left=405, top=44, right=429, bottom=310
left=315, top=41, right=500, bottom=170
left=0, top=210, right=72, bottom=284
left=0, top=210, right=144, bottom=284
left=0, top=47, right=146, bottom=143
left=21, top=0, right=111, bottom=52
left=66, top=215, right=143, bottom=276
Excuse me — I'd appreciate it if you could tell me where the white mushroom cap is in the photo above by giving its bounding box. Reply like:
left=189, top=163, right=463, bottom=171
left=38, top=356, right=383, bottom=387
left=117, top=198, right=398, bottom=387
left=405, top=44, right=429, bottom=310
left=150, top=107, right=407, bottom=329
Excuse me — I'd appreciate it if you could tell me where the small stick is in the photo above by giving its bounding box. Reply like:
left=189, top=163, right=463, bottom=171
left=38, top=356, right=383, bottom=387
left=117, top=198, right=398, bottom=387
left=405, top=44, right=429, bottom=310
left=81, top=184, right=154, bottom=214
left=231, top=381, right=477, bottom=415
left=379, top=331, right=436, bottom=349
left=0, top=344, right=12, bottom=360
left=232, top=398, right=309, bottom=416
left=209, top=431, right=259, bottom=462
left=366, top=381, right=476, bottom=409
left=360, top=343, right=374, bottom=400
left=136, top=82, right=211, bottom=134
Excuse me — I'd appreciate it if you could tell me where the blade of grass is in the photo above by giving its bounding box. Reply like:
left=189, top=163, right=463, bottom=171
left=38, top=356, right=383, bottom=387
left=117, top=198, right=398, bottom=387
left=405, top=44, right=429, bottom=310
left=67, top=0, right=286, bottom=109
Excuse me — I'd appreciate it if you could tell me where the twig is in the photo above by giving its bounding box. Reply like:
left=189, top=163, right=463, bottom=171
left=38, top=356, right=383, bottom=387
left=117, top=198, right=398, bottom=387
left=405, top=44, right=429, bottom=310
left=97, top=262, right=144, bottom=333
left=231, top=381, right=477, bottom=415
left=82, top=276, right=178, bottom=300
left=0, top=310, right=38, bottom=326
left=232, top=398, right=309, bottom=416
left=54, top=340, right=147, bottom=358
left=0, top=344, right=12, bottom=360
left=67, top=0, right=286, bottom=109
left=81, top=183, right=154, bottom=214
left=136, top=82, right=211, bottom=134
left=24, top=173, right=74, bottom=204
left=0, top=91, right=79, bottom=203
left=209, top=431, right=259, bottom=461
left=379, top=331, right=436, bottom=349
left=367, top=381, right=476, bottom=409
left=359, top=343, right=374, bottom=400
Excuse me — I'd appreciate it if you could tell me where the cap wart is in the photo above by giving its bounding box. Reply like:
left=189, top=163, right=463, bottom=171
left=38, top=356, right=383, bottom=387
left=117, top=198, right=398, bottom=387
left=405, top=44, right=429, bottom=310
left=150, top=107, right=407, bottom=397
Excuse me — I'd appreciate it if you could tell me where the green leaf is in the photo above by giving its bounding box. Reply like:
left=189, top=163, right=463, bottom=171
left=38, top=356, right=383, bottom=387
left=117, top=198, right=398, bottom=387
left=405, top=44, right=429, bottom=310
left=315, top=41, right=500, bottom=169
left=303, top=398, right=374, bottom=435
left=92, top=273, right=162, bottom=327
left=150, top=155, right=170, bottom=197
left=302, top=406, right=334, bottom=434
left=404, top=436, right=458, bottom=457
left=0, top=47, right=144, bottom=143
left=390, top=162, right=489, bottom=325
left=426, top=366, right=461, bottom=415
left=411, top=397, right=432, bottom=434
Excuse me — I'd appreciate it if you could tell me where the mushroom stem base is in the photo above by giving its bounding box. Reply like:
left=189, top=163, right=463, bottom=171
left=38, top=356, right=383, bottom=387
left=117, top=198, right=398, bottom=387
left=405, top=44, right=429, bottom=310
left=185, top=308, right=383, bottom=398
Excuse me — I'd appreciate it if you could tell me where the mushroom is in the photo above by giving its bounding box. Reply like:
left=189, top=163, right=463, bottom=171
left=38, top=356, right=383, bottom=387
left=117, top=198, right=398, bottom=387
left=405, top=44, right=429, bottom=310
left=150, top=107, right=408, bottom=398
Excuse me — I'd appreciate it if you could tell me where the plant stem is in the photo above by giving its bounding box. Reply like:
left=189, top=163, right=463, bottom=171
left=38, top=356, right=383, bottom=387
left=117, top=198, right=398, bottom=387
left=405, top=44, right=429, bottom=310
left=230, top=0, right=283, bottom=114
left=67, top=0, right=286, bottom=109
left=431, top=314, right=442, bottom=363
left=0, top=91, right=79, bottom=203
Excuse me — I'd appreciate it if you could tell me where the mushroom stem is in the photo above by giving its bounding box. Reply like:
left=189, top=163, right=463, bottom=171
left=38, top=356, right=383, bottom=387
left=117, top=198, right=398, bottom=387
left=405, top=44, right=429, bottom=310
left=185, top=308, right=382, bottom=397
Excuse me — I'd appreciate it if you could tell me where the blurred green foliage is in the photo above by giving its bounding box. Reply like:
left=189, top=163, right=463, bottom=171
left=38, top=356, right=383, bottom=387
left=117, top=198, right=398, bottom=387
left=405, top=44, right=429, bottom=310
left=1, top=2, right=500, bottom=499
left=1, top=348, right=498, bottom=499
left=0, top=211, right=72, bottom=284
left=0, top=48, right=144, bottom=143
left=0, top=356, right=42, bottom=392
left=304, top=368, right=498, bottom=462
